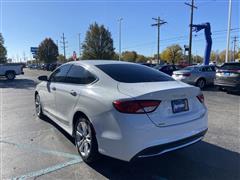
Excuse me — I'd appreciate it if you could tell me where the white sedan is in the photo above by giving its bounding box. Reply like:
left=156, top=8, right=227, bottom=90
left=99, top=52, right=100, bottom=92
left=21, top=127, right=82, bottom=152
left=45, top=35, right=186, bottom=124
left=35, top=60, right=208, bottom=163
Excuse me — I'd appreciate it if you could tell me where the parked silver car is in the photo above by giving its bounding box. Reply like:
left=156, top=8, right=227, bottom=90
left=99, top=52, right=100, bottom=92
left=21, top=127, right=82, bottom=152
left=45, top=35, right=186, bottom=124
left=172, top=65, right=216, bottom=89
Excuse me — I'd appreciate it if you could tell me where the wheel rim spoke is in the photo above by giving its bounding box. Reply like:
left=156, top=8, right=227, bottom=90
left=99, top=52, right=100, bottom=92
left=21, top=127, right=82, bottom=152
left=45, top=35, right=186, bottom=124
left=76, top=121, right=92, bottom=157
left=79, top=141, right=85, bottom=153
left=84, top=142, right=88, bottom=155
left=35, top=96, right=41, bottom=115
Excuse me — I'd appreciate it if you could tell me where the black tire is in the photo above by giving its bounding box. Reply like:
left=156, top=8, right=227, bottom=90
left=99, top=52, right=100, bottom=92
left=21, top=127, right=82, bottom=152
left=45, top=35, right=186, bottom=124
left=196, top=78, right=206, bottom=89
left=35, top=94, right=44, bottom=119
left=5, top=71, right=15, bottom=80
left=74, top=117, right=99, bottom=163
left=216, top=86, right=223, bottom=91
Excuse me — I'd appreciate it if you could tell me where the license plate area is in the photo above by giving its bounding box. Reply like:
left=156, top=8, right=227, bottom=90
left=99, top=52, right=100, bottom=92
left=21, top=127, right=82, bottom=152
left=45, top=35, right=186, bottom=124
left=171, top=99, right=189, bottom=113
left=224, top=72, right=230, bottom=76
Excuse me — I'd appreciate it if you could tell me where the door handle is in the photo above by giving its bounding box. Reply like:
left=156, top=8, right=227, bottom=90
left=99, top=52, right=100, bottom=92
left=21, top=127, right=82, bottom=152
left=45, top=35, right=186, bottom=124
left=52, top=87, right=56, bottom=91
left=70, top=90, right=77, bottom=96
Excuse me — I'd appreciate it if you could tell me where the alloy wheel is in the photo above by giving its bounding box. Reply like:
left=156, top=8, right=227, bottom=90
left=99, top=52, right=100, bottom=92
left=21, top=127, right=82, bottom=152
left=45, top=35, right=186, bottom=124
left=35, top=95, right=41, bottom=116
left=76, top=121, right=92, bottom=158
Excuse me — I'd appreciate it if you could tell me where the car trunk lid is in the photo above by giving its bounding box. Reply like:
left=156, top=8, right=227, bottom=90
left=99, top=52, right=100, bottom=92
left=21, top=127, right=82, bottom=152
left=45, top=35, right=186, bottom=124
left=117, top=81, right=206, bottom=127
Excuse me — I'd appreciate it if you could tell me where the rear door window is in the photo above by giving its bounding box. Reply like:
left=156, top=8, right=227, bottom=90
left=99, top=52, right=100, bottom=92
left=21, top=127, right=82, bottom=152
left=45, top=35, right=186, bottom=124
left=49, top=64, right=72, bottom=83
left=221, top=63, right=240, bottom=70
left=96, top=64, right=174, bottom=83
left=65, top=65, right=97, bottom=84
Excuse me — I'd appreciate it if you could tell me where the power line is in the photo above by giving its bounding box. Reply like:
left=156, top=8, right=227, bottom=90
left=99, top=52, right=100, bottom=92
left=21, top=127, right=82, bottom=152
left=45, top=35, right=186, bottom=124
left=151, top=16, right=167, bottom=64
left=122, top=28, right=240, bottom=50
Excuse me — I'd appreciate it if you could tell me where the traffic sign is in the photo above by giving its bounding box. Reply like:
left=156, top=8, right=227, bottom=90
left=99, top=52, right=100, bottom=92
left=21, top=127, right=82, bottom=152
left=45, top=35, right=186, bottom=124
left=30, top=47, right=38, bottom=53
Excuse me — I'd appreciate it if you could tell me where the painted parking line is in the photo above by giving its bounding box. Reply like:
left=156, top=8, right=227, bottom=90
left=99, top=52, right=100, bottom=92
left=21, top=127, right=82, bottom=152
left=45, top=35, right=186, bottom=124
left=13, top=158, right=81, bottom=180
left=0, top=140, right=82, bottom=179
left=1, top=140, right=80, bottom=159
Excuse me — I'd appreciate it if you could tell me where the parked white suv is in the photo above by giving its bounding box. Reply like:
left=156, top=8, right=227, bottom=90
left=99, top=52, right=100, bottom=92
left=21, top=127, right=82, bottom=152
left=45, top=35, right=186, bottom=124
left=35, top=60, right=208, bottom=163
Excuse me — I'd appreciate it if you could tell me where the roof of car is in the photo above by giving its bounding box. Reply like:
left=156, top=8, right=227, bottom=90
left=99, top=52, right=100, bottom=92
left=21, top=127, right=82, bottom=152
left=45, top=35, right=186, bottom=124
left=66, top=60, right=134, bottom=66
left=189, top=64, right=215, bottom=68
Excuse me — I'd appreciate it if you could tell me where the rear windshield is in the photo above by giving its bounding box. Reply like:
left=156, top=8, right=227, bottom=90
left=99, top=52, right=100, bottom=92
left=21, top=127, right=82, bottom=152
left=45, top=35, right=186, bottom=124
left=96, top=64, right=174, bottom=83
left=183, top=66, right=197, bottom=71
left=221, top=63, right=240, bottom=70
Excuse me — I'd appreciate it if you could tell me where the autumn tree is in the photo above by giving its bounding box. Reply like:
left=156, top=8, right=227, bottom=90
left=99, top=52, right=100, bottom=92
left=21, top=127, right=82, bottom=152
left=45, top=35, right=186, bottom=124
left=161, top=44, right=183, bottom=64
left=193, top=55, right=203, bottom=63
left=136, top=54, right=147, bottom=63
left=57, top=54, right=67, bottom=63
left=82, top=23, right=115, bottom=60
left=121, top=51, right=138, bottom=62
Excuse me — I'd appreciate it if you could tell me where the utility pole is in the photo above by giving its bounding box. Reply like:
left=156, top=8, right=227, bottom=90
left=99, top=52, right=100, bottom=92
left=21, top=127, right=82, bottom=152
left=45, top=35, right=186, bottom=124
left=232, top=36, right=238, bottom=62
left=118, top=18, right=123, bottom=61
left=226, top=0, right=232, bottom=62
left=56, top=40, right=59, bottom=50
left=185, top=0, right=197, bottom=65
left=60, top=33, right=68, bottom=60
left=152, top=17, right=167, bottom=64
left=78, top=33, right=81, bottom=59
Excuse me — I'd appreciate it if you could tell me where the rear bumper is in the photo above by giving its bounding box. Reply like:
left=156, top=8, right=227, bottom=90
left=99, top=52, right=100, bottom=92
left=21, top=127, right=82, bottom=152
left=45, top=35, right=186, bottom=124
left=214, top=79, right=240, bottom=90
left=133, top=129, right=207, bottom=160
left=95, top=110, right=208, bottom=161
left=172, top=76, right=195, bottom=85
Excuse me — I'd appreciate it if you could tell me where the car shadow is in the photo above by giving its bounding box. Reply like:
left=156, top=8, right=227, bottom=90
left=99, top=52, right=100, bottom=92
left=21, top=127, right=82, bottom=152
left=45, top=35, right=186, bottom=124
left=0, top=78, right=36, bottom=89
left=87, top=141, right=240, bottom=180
left=40, top=115, right=75, bottom=144
left=203, top=85, right=240, bottom=95
left=202, top=85, right=218, bottom=92
left=40, top=115, right=240, bottom=180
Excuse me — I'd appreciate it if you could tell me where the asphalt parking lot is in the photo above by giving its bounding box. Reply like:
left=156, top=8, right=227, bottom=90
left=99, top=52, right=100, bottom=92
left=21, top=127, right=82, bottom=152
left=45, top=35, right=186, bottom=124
left=0, top=69, right=239, bottom=180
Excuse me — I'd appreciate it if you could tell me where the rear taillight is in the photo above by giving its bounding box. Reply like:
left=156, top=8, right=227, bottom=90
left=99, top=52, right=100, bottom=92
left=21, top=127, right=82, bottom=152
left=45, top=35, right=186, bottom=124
left=197, top=94, right=204, bottom=104
left=113, top=100, right=161, bottom=114
left=182, top=73, right=191, bottom=77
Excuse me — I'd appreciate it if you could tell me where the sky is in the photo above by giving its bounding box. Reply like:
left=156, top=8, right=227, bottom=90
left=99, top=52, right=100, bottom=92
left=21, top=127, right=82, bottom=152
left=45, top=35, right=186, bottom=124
left=0, top=0, right=239, bottom=62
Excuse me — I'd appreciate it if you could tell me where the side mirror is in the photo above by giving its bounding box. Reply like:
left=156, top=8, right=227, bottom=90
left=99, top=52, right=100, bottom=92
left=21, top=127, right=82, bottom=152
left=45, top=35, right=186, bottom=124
left=38, top=75, right=48, bottom=81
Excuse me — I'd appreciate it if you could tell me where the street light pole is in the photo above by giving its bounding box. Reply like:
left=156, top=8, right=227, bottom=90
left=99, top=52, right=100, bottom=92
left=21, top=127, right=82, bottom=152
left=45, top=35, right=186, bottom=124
left=78, top=33, right=81, bottom=59
left=118, top=18, right=123, bottom=61
left=225, top=0, right=232, bottom=63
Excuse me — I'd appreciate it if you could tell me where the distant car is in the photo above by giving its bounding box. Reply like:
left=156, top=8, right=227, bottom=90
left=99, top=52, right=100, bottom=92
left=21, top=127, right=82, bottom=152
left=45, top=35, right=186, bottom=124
left=139, top=63, right=156, bottom=68
left=40, top=64, right=47, bottom=70
left=214, top=62, right=240, bottom=92
left=154, top=64, right=182, bottom=76
left=0, top=63, right=24, bottom=80
left=29, top=64, right=36, bottom=69
left=35, top=60, right=208, bottom=163
left=49, top=63, right=62, bottom=71
left=172, top=65, right=216, bottom=89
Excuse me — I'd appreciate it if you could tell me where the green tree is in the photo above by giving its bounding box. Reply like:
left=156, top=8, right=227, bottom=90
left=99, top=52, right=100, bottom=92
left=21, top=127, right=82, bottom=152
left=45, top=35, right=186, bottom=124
left=121, top=51, right=138, bottom=62
left=193, top=55, right=203, bottom=63
left=161, top=44, right=183, bottom=64
left=210, top=51, right=218, bottom=62
left=0, top=33, right=7, bottom=64
left=136, top=54, right=147, bottom=63
left=82, top=23, right=115, bottom=60
left=219, top=50, right=227, bottom=64
left=57, top=54, right=67, bottom=63
left=37, top=38, right=59, bottom=63
left=112, top=52, right=119, bottom=60
left=237, top=48, right=240, bottom=59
